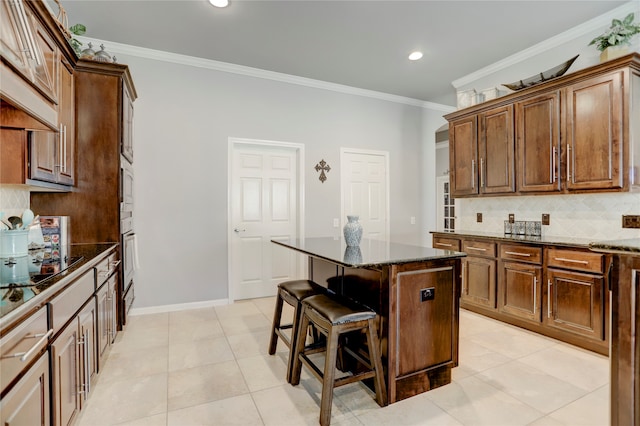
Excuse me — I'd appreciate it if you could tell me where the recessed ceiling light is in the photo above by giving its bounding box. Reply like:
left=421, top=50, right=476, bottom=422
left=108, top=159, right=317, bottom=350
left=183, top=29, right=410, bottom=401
left=408, top=51, right=423, bottom=61
left=209, top=0, right=229, bottom=7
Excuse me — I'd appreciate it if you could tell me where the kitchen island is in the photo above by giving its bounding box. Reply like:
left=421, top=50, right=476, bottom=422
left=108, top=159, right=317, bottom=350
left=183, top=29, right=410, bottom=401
left=272, top=237, right=466, bottom=403
left=589, top=238, right=640, bottom=426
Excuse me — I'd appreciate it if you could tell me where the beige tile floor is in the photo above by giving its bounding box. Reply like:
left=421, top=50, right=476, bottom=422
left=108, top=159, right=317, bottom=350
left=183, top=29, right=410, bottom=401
left=77, top=298, right=610, bottom=426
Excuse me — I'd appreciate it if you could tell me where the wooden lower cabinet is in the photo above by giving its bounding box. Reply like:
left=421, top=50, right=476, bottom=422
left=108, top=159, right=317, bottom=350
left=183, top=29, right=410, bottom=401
left=97, top=276, right=117, bottom=364
left=544, top=268, right=605, bottom=341
left=51, top=299, right=98, bottom=426
left=0, top=353, right=50, bottom=426
left=462, top=256, right=496, bottom=309
left=432, top=233, right=609, bottom=354
left=499, top=261, right=543, bottom=323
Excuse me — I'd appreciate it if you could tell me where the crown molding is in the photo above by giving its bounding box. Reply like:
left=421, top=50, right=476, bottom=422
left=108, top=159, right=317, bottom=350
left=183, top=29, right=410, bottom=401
left=77, top=36, right=454, bottom=111
left=452, top=1, right=638, bottom=89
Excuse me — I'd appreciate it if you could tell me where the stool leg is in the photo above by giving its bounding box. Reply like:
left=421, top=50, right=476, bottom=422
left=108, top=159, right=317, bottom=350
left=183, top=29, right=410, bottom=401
left=290, top=307, right=310, bottom=386
left=366, top=318, right=387, bottom=407
left=319, top=328, right=340, bottom=426
left=285, top=301, right=302, bottom=383
left=268, top=290, right=284, bottom=355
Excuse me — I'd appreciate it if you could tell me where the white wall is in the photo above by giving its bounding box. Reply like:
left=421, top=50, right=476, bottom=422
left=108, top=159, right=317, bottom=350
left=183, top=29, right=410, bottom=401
left=98, top=50, right=449, bottom=309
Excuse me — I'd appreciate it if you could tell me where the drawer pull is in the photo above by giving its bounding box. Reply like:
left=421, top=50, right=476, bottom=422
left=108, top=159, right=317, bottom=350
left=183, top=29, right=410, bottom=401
left=436, top=243, right=453, bottom=248
left=554, top=257, right=589, bottom=265
left=505, top=251, right=531, bottom=257
left=466, top=247, right=487, bottom=252
left=11, top=329, right=54, bottom=362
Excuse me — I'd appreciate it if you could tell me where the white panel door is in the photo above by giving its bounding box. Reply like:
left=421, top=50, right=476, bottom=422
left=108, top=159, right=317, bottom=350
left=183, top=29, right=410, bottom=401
left=341, top=150, right=388, bottom=241
left=231, top=144, right=299, bottom=300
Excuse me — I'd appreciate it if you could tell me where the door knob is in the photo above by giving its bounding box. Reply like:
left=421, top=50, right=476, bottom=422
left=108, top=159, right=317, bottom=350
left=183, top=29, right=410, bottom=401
left=234, top=228, right=245, bottom=233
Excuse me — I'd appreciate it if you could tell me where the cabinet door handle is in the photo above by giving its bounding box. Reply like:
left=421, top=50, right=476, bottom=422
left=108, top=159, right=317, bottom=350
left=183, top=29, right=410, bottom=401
left=435, top=243, right=453, bottom=248
left=547, top=279, right=552, bottom=318
left=480, top=158, right=485, bottom=188
left=461, top=262, right=466, bottom=295
left=10, top=329, right=54, bottom=361
left=505, top=251, right=531, bottom=257
left=554, top=257, right=589, bottom=265
left=63, top=125, right=67, bottom=173
left=566, top=143, right=572, bottom=182
left=551, top=146, right=557, bottom=183
left=533, top=277, right=537, bottom=314
left=471, top=159, right=476, bottom=189
left=84, top=330, right=91, bottom=398
left=466, top=247, right=487, bottom=252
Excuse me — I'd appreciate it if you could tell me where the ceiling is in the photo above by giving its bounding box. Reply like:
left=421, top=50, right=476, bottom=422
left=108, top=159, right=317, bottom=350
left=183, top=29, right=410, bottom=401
left=55, top=0, right=629, bottom=106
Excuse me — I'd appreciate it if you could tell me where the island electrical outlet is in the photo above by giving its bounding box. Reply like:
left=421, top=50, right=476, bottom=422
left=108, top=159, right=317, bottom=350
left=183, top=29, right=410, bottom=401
left=420, top=287, right=435, bottom=302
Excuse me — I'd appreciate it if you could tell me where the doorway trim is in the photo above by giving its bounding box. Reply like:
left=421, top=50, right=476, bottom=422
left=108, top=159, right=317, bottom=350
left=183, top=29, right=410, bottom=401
left=227, top=137, right=305, bottom=302
left=340, top=147, right=390, bottom=240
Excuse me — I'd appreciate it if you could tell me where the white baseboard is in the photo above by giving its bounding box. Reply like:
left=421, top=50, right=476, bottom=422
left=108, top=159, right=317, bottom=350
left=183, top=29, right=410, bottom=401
left=129, top=298, right=230, bottom=316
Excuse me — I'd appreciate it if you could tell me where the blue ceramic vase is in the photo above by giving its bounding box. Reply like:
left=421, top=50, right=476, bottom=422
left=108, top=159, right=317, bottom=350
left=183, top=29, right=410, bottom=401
left=343, top=215, right=363, bottom=246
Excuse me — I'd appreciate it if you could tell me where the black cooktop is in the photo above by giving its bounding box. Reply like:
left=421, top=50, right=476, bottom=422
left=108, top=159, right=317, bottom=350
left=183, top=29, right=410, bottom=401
left=0, top=252, right=84, bottom=290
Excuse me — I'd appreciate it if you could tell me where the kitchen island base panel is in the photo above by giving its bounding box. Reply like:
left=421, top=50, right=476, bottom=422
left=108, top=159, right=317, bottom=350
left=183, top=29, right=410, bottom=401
left=306, top=255, right=461, bottom=404
left=394, top=364, right=452, bottom=403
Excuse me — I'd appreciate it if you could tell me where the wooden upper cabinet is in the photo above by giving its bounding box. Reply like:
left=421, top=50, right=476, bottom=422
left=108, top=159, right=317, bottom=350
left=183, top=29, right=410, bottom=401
left=0, top=0, right=31, bottom=77
left=29, top=9, right=57, bottom=103
left=479, top=105, right=515, bottom=194
left=446, top=54, right=639, bottom=197
left=516, top=91, right=561, bottom=193
left=565, top=71, right=623, bottom=190
left=449, top=116, right=478, bottom=196
left=121, top=85, right=134, bottom=163
left=57, top=57, right=75, bottom=185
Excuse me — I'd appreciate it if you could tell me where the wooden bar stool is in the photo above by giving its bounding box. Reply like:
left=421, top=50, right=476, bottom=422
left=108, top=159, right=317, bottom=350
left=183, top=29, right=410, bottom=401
left=290, top=293, right=387, bottom=426
left=268, top=279, right=324, bottom=382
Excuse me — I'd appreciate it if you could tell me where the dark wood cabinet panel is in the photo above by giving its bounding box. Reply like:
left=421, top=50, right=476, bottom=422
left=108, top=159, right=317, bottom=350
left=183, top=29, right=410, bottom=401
left=544, top=268, right=605, bottom=341
left=0, top=353, right=49, bottom=426
left=565, top=71, right=623, bottom=190
left=56, top=57, right=75, bottom=185
left=516, top=91, right=561, bottom=192
left=479, top=105, right=514, bottom=194
left=499, top=261, right=542, bottom=323
left=396, top=266, right=454, bottom=376
left=462, top=256, right=496, bottom=309
left=51, top=320, right=80, bottom=426
left=449, top=116, right=478, bottom=196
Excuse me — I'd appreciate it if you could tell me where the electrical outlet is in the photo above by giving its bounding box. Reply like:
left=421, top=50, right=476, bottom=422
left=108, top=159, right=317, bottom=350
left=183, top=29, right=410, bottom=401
left=420, top=287, right=435, bottom=302
left=542, top=214, right=550, bottom=225
left=410, top=216, right=416, bottom=225
left=508, top=214, right=515, bottom=223
left=333, top=218, right=339, bottom=228
left=477, top=213, right=483, bottom=223
left=622, top=215, right=640, bottom=229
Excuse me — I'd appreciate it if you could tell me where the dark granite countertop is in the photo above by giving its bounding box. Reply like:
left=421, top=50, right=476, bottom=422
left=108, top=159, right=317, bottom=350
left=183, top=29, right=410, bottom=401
left=273, top=237, right=466, bottom=268
left=0, top=243, right=117, bottom=327
left=431, top=230, right=596, bottom=248
left=589, top=238, right=640, bottom=254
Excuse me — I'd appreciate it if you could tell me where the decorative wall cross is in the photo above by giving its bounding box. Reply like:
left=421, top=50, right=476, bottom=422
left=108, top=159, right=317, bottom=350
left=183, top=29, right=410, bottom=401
left=315, top=159, right=331, bottom=183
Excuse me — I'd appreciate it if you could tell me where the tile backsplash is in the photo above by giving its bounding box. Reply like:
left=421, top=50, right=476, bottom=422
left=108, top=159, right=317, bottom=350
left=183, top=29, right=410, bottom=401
left=0, top=186, right=30, bottom=218
left=458, top=192, right=640, bottom=240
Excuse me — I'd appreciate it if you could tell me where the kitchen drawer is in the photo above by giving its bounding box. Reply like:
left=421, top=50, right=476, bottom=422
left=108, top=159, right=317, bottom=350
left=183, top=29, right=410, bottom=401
left=462, top=240, right=496, bottom=258
left=546, top=248, right=604, bottom=274
left=500, top=244, right=542, bottom=264
left=49, top=270, right=94, bottom=331
left=0, top=307, right=50, bottom=393
left=432, top=236, right=461, bottom=251
left=95, top=251, right=119, bottom=287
